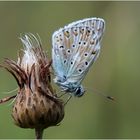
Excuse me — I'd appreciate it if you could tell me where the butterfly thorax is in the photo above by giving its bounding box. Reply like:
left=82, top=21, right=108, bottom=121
left=54, top=77, right=85, bottom=97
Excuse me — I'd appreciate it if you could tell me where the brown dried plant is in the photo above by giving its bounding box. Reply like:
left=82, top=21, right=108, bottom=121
left=0, top=33, right=64, bottom=139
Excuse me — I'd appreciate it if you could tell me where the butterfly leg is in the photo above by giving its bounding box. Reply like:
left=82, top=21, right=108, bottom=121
left=64, top=94, right=72, bottom=105
left=58, top=91, right=67, bottom=98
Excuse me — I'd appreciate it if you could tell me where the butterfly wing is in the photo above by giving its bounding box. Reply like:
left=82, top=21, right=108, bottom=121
left=52, top=18, right=105, bottom=86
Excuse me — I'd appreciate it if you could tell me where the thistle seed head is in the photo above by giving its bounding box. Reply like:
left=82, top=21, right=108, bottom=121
left=2, top=33, right=64, bottom=129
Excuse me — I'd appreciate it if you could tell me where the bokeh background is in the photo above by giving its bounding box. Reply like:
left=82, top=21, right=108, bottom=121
left=0, top=1, right=140, bottom=139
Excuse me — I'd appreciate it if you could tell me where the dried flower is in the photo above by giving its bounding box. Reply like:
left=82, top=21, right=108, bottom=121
left=0, top=33, right=64, bottom=139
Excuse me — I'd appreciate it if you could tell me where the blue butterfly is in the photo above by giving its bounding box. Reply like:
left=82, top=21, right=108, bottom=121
left=52, top=18, right=105, bottom=99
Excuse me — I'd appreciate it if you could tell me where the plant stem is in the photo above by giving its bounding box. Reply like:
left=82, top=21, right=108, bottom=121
left=35, top=128, right=44, bottom=140
left=0, top=95, right=16, bottom=104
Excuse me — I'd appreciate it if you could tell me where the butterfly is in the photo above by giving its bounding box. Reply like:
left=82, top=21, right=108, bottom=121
left=52, top=17, right=105, bottom=99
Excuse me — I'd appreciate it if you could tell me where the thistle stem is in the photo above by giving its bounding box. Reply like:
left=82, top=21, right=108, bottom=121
left=35, top=128, right=44, bottom=140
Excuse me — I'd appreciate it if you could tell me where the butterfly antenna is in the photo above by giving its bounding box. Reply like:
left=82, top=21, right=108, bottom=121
left=85, top=87, right=115, bottom=102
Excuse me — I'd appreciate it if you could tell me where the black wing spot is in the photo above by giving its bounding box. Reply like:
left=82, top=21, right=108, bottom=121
left=78, top=69, right=82, bottom=73
left=66, top=30, right=69, bottom=34
left=80, top=28, right=85, bottom=33
left=83, top=42, right=86, bottom=45
left=85, top=61, right=88, bottom=65
left=59, top=45, right=64, bottom=49
left=64, top=60, right=67, bottom=63
left=63, top=75, right=66, bottom=80
left=84, top=53, right=88, bottom=57
left=92, top=30, right=95, bottom=34
left=73, top=28, right=78, bottom=36
left=87, top=30, right=91, bottom=33
left=67, top=49, right=71, bottom=53
left=72, top=44, right=75, bottom=47
left=65, top=30, right=70, bottom=38
left=87, top=28, right=91, bottom=36
left=79, top=42, right=81, bottom=45
left=71, top=61, right=73, bottom=65
left=92, top=51, right=96, bottom=55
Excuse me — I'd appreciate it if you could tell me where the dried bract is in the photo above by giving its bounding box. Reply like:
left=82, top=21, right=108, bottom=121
left=1, top=34, right=64, bottom=132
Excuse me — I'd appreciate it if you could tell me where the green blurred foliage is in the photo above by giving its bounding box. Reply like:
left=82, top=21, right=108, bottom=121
left=0, top=1, right=140, bottom=139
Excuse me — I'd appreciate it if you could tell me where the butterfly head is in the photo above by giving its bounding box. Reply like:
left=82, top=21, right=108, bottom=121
left=54, top=76, right=85, bottom=97
left=74, top=85, right=85, bottom=97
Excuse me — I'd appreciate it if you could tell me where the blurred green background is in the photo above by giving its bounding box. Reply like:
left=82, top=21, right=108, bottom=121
left=0, top=1, right=140, bottom=139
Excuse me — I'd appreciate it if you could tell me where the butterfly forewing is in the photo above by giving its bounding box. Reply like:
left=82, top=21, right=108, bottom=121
left=52, top=18, right=105, bottom=85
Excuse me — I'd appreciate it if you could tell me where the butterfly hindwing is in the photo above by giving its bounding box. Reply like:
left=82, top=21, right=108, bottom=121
left=52, top=18, right=105, bottom=85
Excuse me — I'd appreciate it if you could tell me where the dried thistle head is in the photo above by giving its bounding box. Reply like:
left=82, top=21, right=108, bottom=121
left=1, top=33, right=64, bottom=138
